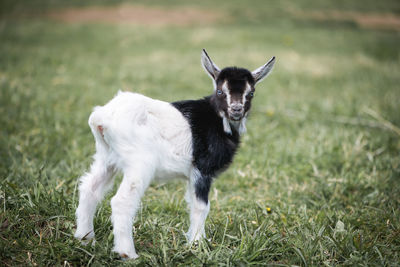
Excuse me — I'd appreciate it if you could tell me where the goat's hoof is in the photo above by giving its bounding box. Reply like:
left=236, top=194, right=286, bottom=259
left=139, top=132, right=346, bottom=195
left=113, top=249, right=138, bottom=260
left=120, top=253, right=139, bottom=261
left=82, top=238, right=96, bottom=246
left=186, top=231, right=207, bottom=245
left=74, top=230, right=95, bottom=245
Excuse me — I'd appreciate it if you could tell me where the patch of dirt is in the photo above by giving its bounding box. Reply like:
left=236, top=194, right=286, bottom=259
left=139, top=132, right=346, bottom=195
left=289, top=9, right=400, bottom=31
left=44, top=5, right=224, bottom=26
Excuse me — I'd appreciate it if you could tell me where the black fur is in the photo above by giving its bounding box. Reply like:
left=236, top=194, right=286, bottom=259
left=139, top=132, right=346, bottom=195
left=172, top=64, right=260, bottom=204
left=172, top=96, right=240, bottom=203
left=217, top=67, right=255, bottom=86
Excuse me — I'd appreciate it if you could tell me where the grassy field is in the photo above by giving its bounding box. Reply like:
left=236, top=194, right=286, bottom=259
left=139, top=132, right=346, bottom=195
left=1, top=0, right=400, bottom=265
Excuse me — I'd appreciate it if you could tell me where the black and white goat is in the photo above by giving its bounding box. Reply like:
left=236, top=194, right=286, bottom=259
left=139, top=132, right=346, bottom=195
left=74, top=49, right=275, bottom=259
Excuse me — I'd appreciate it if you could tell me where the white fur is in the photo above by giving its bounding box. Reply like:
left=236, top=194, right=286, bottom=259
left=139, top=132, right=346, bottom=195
left=242, top=82, right=252, bottom=104
left=221, top=112, right=233, bottom=135
left=221, top=81, right=230, bottom=103
left=75, top=91, right=208, bottom=259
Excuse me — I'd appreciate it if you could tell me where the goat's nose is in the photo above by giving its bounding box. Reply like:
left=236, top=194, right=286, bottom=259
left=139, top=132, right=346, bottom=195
left=231, top=105, right=243, bottom=113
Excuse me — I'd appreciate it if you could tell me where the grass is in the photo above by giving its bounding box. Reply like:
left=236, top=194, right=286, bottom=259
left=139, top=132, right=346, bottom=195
left=1, top=0, right=400, bottom=265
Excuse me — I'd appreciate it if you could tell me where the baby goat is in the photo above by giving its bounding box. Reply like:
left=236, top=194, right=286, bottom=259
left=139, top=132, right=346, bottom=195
left=74, top=49, right=275, bottom=259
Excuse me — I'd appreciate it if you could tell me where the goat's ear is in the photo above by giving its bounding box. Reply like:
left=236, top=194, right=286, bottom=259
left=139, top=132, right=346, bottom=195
left=252, top=56, right=276, bottom=85
left=201, top=49, right=220, bottom=82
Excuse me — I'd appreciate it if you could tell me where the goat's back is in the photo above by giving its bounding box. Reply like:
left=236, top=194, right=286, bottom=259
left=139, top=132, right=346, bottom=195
left=88, top=91, right=193, bottom=178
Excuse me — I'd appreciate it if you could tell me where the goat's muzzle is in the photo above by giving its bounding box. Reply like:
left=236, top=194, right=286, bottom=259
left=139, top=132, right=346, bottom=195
left=228, top=104, right=244, bottom=121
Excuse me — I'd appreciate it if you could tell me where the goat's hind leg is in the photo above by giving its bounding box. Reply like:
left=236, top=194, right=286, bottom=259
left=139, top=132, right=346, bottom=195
left=75, top=153, right=116, bottom=243
left=111, top=162, right=154, bottom=259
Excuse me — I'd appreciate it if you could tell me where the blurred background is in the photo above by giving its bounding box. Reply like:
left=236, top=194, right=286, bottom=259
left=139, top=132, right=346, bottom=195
left=0, top=0, right=399, bottom=265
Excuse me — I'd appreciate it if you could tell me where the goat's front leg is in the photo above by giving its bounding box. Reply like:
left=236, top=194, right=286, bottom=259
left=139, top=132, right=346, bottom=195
left=185, top=170, right=211, bottom=243
left=111, top=164, right=154, bottom=259
left=75, top=155, right=116, bottom=243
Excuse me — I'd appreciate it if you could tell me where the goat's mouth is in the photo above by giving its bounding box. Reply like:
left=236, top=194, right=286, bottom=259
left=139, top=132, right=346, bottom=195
left=229, top=113, right=243, bottom=121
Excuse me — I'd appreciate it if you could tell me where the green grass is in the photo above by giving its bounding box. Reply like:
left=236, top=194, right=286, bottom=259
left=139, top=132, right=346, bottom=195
left=1, top=0, right=400, bottom=265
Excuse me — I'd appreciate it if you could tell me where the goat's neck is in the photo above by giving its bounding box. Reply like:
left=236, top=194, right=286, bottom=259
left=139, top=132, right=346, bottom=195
left=221, top=115, right=247, bottom=136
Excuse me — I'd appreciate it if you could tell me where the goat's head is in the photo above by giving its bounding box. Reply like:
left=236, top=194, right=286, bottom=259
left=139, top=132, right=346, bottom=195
left=201, top=49, right=275, bottom=134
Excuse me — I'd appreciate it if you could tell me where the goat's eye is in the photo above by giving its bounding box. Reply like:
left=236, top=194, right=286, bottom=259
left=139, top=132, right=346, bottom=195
left=248, top=92, right=254, bottom=97
left=217, top=89, right=223, bottom=96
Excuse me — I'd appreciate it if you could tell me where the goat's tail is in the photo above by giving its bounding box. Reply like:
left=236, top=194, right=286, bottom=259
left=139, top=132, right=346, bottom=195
left=88, top=106, right=112, bottom=147
left=87, top=92, right=151, bottom=150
